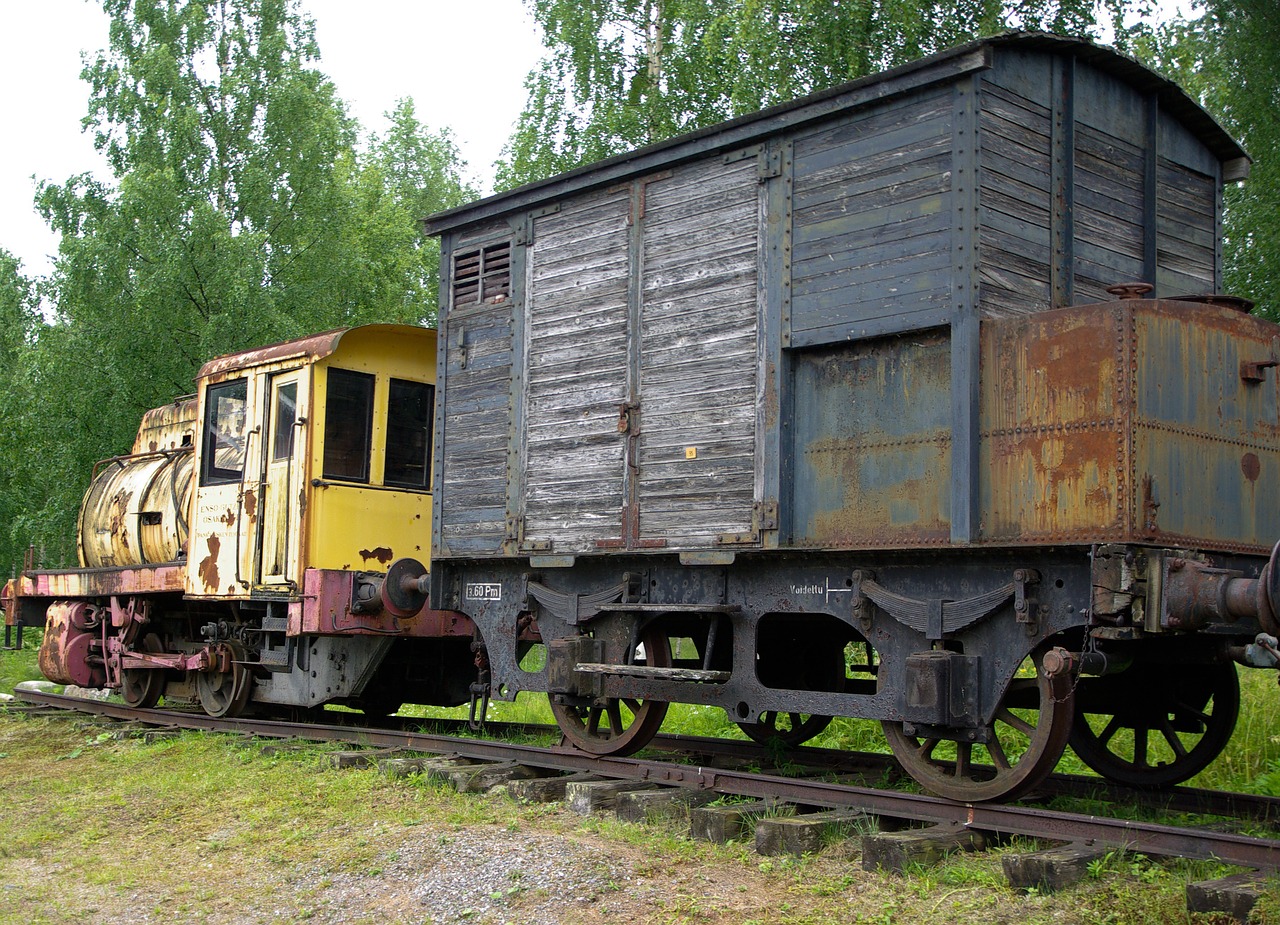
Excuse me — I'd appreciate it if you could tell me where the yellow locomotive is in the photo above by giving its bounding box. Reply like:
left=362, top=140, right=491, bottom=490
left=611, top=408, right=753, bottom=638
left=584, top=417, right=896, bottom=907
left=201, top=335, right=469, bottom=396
left=5, top=324, right=476, bottom=717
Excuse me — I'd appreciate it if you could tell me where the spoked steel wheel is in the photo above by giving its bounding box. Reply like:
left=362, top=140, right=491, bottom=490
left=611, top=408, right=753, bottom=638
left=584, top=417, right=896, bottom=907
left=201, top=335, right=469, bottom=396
left=740, top=711, right=834, bottom=747
left=1069, top=660, right=1239, bottom=788
left=120, top=633, right=165, bottom=709
left=882, top=649, right=1074, bottom=802
left=196, top=641, right=253, bottom=718
left=549, top=627, right=670, bottom=757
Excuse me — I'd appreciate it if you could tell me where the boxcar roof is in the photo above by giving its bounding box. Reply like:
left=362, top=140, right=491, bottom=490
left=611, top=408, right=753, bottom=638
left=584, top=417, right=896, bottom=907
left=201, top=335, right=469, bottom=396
left=424, top=31, right=1247, bottom=236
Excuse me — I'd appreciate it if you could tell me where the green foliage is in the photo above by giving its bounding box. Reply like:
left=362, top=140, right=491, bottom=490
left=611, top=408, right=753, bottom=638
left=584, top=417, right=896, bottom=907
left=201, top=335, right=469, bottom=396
left=497, top=0, right=1135, bottom=188
left=0, top=0, right=471, bottom=569
left=1131, top=1, right=1280, bottom=318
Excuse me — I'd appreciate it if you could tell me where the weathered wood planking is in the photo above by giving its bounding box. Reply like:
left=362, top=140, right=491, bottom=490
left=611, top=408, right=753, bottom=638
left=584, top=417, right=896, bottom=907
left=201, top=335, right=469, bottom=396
left=979, top=81, right=1053, bottom=317
left=523, top=187, right=631, bottom=553
left=438, top=303, right=514, bottom=554
left=790, top=92, right=953, bottom=342
left=639, top=157, right=759, bottom=546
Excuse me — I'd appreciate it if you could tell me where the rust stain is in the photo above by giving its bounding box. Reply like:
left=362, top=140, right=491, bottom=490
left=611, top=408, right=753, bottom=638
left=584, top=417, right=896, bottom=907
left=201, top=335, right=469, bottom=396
left=1242, top=452, right=1261, bottom=482
left=360, top=547, right=394, bottom=566
left=1141, top=475, right=1160, bottom=533
left=197, top=535, right=221, bottom=592
left=219, top=508, right=236, bottom=528
left=297, top=488, right=307, bottom=518
left=242, top=489, right=258, bottom=526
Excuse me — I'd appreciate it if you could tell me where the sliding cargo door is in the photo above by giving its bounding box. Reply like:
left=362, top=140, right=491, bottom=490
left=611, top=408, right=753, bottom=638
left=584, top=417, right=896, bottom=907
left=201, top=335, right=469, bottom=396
left=523, top=188, right=633, bottom=552
left=522, top=158, right=762, bottom=555
left=636, top=157, right=760, bottom=548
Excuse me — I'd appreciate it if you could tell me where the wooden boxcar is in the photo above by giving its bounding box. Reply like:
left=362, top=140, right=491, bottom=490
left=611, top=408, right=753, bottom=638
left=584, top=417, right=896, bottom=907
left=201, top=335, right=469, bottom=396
left=422, top=32, right=1276, bottom=801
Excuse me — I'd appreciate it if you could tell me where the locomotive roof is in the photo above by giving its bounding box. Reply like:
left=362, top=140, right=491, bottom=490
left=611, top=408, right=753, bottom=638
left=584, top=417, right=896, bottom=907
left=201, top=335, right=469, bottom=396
left=425, top=31, right=1248, bottom=236
left=195, top=324, right=434, bottom=379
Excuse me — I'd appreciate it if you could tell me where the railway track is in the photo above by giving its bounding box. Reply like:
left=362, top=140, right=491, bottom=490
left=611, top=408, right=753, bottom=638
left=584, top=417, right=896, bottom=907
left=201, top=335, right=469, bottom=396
left=11, top=687, right=1280, bottom=889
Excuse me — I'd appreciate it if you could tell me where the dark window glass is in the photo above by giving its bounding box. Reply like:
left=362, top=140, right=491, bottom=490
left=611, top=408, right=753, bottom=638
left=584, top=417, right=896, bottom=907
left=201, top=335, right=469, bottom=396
left=272, top=382, right=298, bottom=461
left=201, top=379, right=248, bottom=486
left=385, top=379, right=434, bottom=489
left=322, top=368, right=374, bottom=482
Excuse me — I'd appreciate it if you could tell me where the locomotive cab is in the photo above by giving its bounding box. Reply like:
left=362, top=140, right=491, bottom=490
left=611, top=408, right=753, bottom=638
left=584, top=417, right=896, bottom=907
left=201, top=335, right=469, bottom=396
left=187, top=325, right=437, bottom=598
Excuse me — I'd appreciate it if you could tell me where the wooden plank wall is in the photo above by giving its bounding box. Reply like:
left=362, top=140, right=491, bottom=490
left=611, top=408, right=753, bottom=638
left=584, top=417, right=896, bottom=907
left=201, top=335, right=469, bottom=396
left=637, top=157, right=759, bottom=546
left=1156, top=157, right=1216, bottom=295
left=438, top=298, right=515, bottom=556
left=977, top=82, right=1053, bottom=317
left=789, top=88, right=954, bottom=343
left=523, top=188, right=632, bottom=552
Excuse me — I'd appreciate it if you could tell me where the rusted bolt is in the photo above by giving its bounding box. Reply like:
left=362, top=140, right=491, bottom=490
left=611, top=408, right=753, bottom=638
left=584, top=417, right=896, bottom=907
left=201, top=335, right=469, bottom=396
left=1168, top=558, right=1185, bottom=572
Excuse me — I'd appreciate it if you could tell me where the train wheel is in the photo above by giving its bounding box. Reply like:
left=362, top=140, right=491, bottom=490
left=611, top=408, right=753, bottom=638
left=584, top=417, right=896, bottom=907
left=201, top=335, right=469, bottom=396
left=882, top=649, right=1073, bottom=802
left=549, top=627, right=670, bottom=757
left=120, top=633, right=165, bottom=709
left=196, top=642, right=253, bottom=718
left=740, top=711, right=833, bottom=747
left=1069, top=660, right=1239, bottom=788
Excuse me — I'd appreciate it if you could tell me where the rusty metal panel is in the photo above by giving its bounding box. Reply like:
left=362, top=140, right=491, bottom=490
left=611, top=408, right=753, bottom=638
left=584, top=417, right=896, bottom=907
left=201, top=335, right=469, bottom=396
left=1132, top=300, right=1280, bottom=552
left=790, top=330, right=952, bottom=547
left=979, top=305, right=1127, bottom=543
left=289, top=568, right=476, bottom=637
left=130, top=398, right=196, bottom=454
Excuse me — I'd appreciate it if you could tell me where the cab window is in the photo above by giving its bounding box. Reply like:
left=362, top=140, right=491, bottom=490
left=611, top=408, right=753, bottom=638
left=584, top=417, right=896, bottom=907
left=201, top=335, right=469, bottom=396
left=384, top=379, right=434, bottom=489
left=323, top=368, right=374, bottom=482
left=201, top=379, right=248, bottom=485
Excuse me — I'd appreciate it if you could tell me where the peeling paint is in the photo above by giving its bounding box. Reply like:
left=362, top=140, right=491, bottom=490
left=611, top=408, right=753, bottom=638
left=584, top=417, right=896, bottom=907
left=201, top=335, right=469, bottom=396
left=242, top=489, right=258, bottom=526
left=219, top=508, right=236, bottom=528
left=197, top=535, right=221, bottom=592
left=1242, top=452, right=1261, bottom=482
left=360, top=547, right=394, bottom=566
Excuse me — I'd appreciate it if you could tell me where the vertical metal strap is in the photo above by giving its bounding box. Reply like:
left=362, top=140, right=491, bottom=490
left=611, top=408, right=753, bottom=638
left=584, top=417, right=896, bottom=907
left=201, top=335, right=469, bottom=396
left=950, top=74, right=982, bottom=545
left=1050, top=54, right=1075, bottom=309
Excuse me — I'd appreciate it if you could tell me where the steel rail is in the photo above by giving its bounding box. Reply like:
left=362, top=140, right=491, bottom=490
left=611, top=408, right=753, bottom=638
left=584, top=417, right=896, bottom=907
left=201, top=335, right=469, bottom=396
left=12, top=689, right=1280, bottom=871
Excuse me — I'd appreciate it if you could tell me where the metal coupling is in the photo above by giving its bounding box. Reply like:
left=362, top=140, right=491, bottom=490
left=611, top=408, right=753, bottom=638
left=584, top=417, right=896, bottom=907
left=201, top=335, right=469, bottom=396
left=1161, top=543, right=1280, bottom=636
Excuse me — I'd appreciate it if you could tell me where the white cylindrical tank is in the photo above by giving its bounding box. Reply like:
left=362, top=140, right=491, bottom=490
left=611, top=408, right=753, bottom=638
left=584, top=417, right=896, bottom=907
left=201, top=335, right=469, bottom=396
left=77, top=399, right=197, bottom=568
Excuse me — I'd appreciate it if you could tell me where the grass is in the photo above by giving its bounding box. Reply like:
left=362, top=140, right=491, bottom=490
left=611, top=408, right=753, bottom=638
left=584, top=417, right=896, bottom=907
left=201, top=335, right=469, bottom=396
left=7, top=707, right=1233, bottom=925
left=3, top=630, right=1280, bottom=923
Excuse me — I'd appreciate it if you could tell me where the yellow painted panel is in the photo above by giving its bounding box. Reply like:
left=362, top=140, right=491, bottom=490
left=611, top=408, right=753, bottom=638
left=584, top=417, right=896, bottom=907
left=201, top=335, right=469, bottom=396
left=308, top=485, right=432, bottom=572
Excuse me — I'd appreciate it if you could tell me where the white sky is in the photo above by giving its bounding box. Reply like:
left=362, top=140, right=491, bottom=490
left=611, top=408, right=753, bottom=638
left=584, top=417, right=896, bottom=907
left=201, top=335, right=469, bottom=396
left=0, top=0, right=545, bottom=279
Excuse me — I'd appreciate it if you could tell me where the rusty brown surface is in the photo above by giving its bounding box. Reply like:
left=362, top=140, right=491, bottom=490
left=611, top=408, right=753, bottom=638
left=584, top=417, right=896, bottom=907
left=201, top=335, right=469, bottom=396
left=196, top=329, right=346, bottom=379
left=360, top=547, right=394, bottom=566
left=197, top=535, right=221, bottom=593
left=979, top=303, right=1128, bottom=544
left=976, top=297, right=1280, bottom=554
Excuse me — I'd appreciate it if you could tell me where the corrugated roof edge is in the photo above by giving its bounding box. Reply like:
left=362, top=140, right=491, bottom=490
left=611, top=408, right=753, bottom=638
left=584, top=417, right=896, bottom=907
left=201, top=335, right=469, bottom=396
left=423, top=30, right=1248, bottom=237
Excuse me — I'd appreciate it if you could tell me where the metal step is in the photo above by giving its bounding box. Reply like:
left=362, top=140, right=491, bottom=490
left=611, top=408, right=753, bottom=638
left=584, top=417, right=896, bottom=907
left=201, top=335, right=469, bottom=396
left=574, top=663, right=731, bottom=682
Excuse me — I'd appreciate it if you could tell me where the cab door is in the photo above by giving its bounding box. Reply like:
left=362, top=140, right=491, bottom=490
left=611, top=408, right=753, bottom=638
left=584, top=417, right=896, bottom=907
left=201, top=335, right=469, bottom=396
left=258, top=370, right=306, bottom=586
